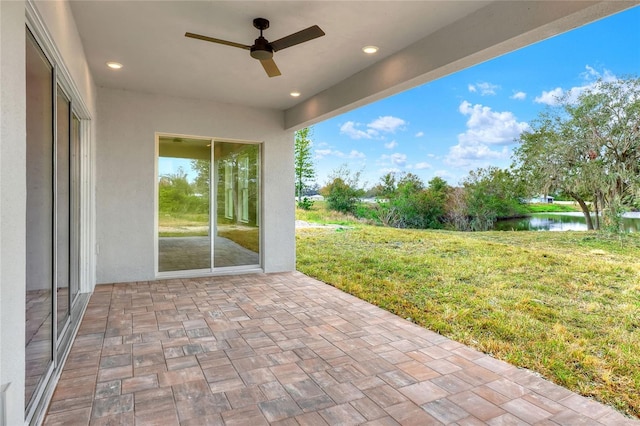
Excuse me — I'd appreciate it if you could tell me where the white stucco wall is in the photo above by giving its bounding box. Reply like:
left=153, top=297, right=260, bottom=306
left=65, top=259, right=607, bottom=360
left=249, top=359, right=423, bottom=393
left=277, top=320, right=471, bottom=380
left=96, top=87, right=294, bottom=284
left=1, top=1, right=27, bottom=423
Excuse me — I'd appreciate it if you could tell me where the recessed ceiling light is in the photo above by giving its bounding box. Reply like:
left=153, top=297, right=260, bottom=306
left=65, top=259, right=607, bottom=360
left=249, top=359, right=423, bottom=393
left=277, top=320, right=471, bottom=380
left=106, top=61, right=123, bottom=70
left=362, top=46, right=379, bottom=54
left=290, top=91, right=301, bottom=97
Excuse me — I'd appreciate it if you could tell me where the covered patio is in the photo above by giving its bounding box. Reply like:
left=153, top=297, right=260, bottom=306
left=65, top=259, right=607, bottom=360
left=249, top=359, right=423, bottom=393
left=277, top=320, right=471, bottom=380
left=43, top=272, right=634, bottom=425
left=3, top=1, right=639, bottom=424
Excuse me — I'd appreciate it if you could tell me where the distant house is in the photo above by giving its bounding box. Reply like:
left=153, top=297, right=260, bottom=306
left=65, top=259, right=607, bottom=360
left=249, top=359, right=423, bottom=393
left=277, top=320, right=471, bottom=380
left=528, top=195, right=554, bottom=203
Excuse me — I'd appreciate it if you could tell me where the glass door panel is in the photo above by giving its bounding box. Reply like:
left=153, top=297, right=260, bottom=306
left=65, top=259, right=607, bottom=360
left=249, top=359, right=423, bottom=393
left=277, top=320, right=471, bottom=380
left=25, top=29, right=54, bottom=409
left=158, top=137, right=211, bottom=272
left=70, top=114, right=81, bottom=304
left=56, top=86, right=71, bottom=338
left=214, top=142, right=260, bottom=267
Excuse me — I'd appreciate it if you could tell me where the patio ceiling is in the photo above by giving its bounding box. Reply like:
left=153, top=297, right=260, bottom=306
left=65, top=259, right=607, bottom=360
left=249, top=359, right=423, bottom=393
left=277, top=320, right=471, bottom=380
left=69, top=1, right=635, bottom=128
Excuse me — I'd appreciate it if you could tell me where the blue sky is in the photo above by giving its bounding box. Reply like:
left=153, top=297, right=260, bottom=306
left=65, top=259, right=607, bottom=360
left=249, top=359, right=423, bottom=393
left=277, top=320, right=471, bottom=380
left=310, top=6, right=640, bottom=188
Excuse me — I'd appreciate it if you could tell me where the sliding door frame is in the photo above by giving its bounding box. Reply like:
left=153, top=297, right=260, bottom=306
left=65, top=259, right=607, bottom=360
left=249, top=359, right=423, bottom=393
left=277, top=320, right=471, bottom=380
left=25, top=2, right=95, bottom=423
left=155, top=133, right=263, bottom=278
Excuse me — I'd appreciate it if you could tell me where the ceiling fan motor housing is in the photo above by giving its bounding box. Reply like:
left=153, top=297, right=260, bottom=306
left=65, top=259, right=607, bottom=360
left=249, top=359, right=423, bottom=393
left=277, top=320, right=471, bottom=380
left=250, top=37, right=273, bottom=60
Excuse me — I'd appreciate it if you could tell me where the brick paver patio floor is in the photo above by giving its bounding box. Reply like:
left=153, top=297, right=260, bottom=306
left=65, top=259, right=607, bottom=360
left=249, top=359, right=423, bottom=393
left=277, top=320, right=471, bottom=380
left=44, top=272, right=638, bottom=425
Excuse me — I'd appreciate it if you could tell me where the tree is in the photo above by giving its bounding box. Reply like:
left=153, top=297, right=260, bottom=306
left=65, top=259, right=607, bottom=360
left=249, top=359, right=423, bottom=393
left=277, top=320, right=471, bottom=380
left=158, top=167, right=207, bottom=214
left=425, top=176, right=450, bottom=225
left=372, top=173, right=449, bottom=229
left=294, top=127, right=316, bottom=208
left=445, top=186, right=470, bottom=231
left=191, top=159, right=210, bottom=200
left=378, top=172, right=397, bottom=199
left=462, top=167, right=524, bottom=231
left=321, top=165, right=364, bottom=214
left=513, top=77, right=640, bottom=231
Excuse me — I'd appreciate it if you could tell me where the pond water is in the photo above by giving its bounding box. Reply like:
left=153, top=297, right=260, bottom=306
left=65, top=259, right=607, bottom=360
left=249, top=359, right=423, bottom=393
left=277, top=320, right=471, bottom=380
left=494, top=212, right=640, bottom=232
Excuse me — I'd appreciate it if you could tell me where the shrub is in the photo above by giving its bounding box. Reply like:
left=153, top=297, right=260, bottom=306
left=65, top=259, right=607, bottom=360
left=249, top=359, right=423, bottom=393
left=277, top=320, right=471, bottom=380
left=321, top=165, right=364, bottom=214
left=322, top=178, right=360, bottom=213
left=377, top=173, right=449, bottom=229
left=297, top=197, right=314, bottom=211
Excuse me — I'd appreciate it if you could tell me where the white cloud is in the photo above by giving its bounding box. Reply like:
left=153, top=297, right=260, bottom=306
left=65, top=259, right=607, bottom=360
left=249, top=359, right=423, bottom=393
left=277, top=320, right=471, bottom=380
left=447, top=144, right=510, bottom=167
left=314, top=149, right=333, bottom=159
left=413, top=162, right=432, bottom=170
left=581, top=65, right=616, bottom=83
left=457, top=101, right=529, bottom=145
left=390, top=153, right=407, bottom=167
left=469, top=82, right=499, bottom=96
left=445, top=101, right=529, bottom=167
left=340, top=121, right=377, bottom=139
left=379, top=167, right=401, bottom=175
left=380, top=153, right=407, bottom=167
left=415, top=131, right=424, bottom=137
left=368, top=116, right=406, bottom=133
left=315, top=148, right=365, bottom=160
left=346, top=150, right=366, bottom=159
left=340, top=115, right=406, bottom=140
left=511, top=91, right=527, bottom=100
left=535, top=66, right=618, bottom=106
left=384, top=140, right=398, bottom=149
left=534, top=87, right=564, bottom=105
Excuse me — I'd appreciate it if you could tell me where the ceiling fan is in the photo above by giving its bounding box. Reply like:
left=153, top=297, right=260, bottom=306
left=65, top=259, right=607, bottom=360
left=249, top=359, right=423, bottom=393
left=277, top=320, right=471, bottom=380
left=185, top=18, right=325, bottom=78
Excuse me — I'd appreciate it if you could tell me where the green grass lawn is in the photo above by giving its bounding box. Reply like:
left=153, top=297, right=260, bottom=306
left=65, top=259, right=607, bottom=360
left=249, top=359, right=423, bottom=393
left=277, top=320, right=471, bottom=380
left=159, top=212, right=209, bottom=227
left=295, top=204, right=640, bottom=417
left=525, top=202, right=582, bottom=213
left=158, top=212, right=209, bottom=236
left=296, top=201, right=365, bottom=225
left=158, top=212, right=259, bottom=252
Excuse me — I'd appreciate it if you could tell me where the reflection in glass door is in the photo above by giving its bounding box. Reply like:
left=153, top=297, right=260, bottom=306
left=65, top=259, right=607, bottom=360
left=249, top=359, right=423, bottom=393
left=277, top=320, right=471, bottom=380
left=157, top=137, right=260, bottom=273
left=158, top=137, right=211, bottom=272
left=25, top=29, right=54, bottom=409
left=56, top=85, right=71, bottom=339
left=214, top=142, right=260, bottom=268
left=70, top=114, right=81, bottom=305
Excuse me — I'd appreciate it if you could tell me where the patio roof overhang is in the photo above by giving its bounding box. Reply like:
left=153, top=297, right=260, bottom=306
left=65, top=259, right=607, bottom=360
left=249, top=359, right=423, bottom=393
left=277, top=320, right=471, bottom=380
left=68, top=1, right=637, bottom=130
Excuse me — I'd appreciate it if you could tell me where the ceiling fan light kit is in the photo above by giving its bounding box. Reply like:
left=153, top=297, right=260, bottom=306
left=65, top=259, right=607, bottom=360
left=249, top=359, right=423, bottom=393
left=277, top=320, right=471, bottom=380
left=185, top=17, right=325, bottom=78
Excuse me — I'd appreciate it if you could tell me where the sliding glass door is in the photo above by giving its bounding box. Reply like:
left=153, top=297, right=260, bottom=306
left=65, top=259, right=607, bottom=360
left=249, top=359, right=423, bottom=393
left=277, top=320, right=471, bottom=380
left=158, top=137, right=212, bottom=272
left=56, top=86, right=71, bottom=339
left=70, top=114, right=81, bottom=305
left=25, top=28, right=82, bottom=417
left=214, top=141, right=260, bottom=268
left=25, top=29, right=54, bottom=409
left=157, top=137, right=260, bottom=274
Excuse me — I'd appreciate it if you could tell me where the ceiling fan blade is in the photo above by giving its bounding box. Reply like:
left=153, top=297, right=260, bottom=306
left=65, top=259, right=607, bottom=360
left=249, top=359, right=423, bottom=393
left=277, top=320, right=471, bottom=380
left=185, top=32, right=251, bottom=50
left=270, top=25, right=325, bottom=52
left=260, top=58, right=281, bottom=77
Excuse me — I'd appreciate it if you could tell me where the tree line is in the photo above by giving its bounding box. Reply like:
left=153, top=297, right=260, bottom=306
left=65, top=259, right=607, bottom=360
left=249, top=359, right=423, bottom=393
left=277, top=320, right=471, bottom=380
left=295, top=77, right=640, bottom=232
